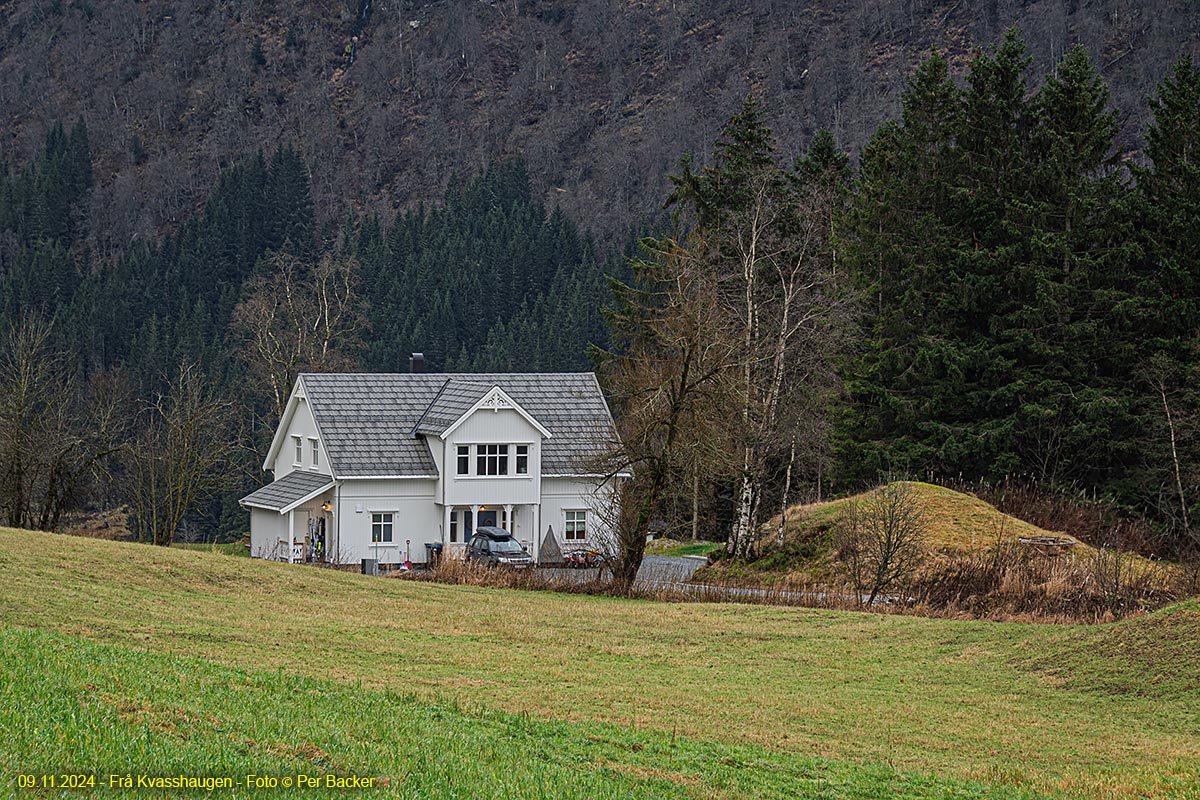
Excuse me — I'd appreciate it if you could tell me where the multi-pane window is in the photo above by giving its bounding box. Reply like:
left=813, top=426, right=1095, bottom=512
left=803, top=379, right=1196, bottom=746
left=310, top=438, right=320, bottom=468
left=449, top=511, right=459, bottom=543
left=516, top=445, right=529, bottom=475
left=475, top=444, right=508, bottom=476
left=371, top=513, right=394, bottom=543
left=456, top=445, right=469, bottom=475
left=565, top=510, right=587, bottom=540
left=292, top=435, right=303, bottom=465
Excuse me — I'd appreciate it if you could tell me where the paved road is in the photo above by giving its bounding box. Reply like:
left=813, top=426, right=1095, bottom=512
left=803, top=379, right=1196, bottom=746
left=543, top=554, right=899, bottom=606
left=541, top=554, right=706, bottom=586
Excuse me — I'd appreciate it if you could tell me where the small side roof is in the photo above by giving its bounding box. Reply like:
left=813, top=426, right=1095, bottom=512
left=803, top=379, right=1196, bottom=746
left=240, top=470, right=334, bottom=514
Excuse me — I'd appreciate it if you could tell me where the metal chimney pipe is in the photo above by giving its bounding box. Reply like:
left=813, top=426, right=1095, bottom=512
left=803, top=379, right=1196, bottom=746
left=410, top=353, right=425, bottom=373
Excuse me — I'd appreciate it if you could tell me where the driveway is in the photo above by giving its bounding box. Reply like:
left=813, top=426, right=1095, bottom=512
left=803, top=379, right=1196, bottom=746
left=540, top=554, right=707, bottom=586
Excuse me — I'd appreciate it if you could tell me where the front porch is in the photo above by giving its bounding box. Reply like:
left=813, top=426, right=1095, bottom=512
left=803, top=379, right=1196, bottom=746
left=241, top=471, right=338, bottom=564
left=442, top=503, right=539, bottom=560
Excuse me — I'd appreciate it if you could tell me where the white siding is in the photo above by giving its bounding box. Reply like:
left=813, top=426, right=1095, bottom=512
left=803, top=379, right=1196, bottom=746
left=443, top=407, right=542, bottom=507
left=335, top=478, right=440, bottom=564
left=540, top=477, right=618, bottom=551
left=273, top=398, right=328, bottom=479
left=249, top=508, right=288, bottom=559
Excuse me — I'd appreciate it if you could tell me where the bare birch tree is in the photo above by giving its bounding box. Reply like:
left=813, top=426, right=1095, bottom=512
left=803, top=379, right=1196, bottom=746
left=670, top=101, right=851, bottom=559
left=231, top=248, right=365, bottom=419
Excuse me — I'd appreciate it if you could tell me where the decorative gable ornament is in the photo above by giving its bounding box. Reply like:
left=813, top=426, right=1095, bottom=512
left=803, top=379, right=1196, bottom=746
left=480, top=387, right=513, bottom=411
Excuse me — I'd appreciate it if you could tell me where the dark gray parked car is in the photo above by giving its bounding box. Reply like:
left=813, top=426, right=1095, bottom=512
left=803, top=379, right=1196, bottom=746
left=466, top=526, right=534, bottom=568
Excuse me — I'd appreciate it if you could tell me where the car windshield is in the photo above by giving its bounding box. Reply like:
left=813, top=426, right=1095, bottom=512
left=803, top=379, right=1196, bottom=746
left=490, top=538, right=524, bottom=554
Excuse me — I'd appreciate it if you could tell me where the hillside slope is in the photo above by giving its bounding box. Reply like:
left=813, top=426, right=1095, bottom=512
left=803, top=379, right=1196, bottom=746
left=2, top=1, right=1197, bottom=246
left=0, top=527, right=1197, bottom=797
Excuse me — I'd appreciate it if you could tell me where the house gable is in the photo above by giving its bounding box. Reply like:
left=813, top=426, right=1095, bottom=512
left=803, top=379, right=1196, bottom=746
left=439, top=386, right=552, bottom=442
left=262, top=379, right=331, bottom=479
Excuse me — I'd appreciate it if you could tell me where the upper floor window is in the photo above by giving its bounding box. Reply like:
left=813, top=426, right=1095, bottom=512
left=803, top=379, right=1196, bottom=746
left=565, top=510, right=587, bottom=540
left=292, top=435, right=303, bottom=465
left=310, top=437, right=320, bottom=468
left=371, top=513, right=394, bottom=543
left=516, top=445, right=529, bottom=475
left=456, top=445, right=469, bottom=475
left=476, top=444, right=508, bottom=476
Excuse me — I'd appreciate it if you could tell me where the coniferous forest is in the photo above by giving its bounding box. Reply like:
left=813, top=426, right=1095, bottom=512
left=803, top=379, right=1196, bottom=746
left=2, top=29, right=1200, bottom=557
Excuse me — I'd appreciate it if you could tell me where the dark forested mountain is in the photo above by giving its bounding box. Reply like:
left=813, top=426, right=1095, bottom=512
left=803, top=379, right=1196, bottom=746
left=2, top=1, right=1197, bottom=248
left=4, top=3, right=1200, bottom=549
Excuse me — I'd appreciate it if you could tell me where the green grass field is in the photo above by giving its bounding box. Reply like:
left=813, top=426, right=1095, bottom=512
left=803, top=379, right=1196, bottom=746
left=1, top=528, right=1198, bottom=798
left=173, top=541, right=248, bottom=557
left=645, top=539, right=720, bottom=558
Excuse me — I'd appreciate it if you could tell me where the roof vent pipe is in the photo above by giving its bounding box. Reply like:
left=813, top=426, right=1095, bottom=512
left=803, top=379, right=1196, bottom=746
left=410, top=353, right=425, bottom=373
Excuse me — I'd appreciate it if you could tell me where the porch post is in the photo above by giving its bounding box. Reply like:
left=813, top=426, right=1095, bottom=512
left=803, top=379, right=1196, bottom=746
left=288, top=509, right=295, bottom=564
left=471, top=505, right=480, bottom=538
left=503, top=503, right=513, bottom=534
left=532, top=503, right=541, bottom=562
left=442, top=504, right=452, bottom=548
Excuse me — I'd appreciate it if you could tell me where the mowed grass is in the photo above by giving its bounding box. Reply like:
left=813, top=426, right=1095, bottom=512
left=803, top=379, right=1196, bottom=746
left=173, top=541, right=248, bottom=557
left=0, top=529, right=1198, bottom=798
left=1, top=628, right=1045, bottom=799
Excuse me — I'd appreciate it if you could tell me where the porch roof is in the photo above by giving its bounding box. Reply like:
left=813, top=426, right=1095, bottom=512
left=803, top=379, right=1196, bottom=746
left=240, top=470, right=334, bottom=513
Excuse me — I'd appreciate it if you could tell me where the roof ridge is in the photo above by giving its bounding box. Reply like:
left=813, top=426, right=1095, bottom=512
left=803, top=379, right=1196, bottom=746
left=409, top=377, right=452, bottom=438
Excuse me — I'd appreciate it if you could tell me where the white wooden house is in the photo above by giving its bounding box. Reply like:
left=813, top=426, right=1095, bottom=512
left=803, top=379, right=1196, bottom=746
left=239, top=369, right=622, bottom=566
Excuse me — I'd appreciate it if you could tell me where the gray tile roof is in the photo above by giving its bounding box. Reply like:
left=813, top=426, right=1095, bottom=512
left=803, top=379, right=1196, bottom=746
left=411, top=379, right=495, bottom=436
left=299, top=372, right=618, bottom=478
left=240, top=470, right=334, bottom=511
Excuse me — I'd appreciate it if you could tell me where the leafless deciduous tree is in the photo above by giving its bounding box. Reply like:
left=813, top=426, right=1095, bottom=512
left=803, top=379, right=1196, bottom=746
left=230, top=248, right=365, bottom=419
left=834, top=481, right=928, bottom=607
left=595, top=237, right=737, bottom=593
left=0, top=315, right=128, bottom=531
left=127, top=363, right=236, bottom=547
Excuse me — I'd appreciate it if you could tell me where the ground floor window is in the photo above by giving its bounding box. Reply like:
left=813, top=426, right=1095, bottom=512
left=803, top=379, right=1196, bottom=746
left=565, top=510, right=587, bottom=540
left=449, top=510, right=459, bottom=543
left=371, top=512, right=394, bottom=543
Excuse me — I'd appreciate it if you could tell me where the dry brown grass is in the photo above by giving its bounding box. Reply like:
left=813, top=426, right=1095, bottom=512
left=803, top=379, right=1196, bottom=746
left=2, top=526, right=1198, bottom=799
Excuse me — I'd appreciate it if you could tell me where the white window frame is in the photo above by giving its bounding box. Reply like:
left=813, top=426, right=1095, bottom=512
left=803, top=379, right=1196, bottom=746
left=292, top=435, right=303, bottom=466
left=456, top=445, right=469, bottom=476
left=515, top=444, right=529, bottom=475
left=564, top=510, right=587, bottom=541
left=309, top=437, right=320, bottom=469
left=475, top=444, right=508, bottom=476
left=449, top=510, right=459, bottom=543
left=371, top=512, right=394, bottom=543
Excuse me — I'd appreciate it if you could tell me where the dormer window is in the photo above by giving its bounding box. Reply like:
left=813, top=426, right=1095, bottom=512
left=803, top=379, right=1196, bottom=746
left=292, top=435, right=303, bottom=466
left=310, top=437, right=320, bottom=468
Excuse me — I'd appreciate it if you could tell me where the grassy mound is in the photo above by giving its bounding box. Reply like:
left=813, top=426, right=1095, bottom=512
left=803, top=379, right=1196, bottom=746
left=1026, top=599, right=1200, bottom=701
left=0, top=527, right=1197, bottom=798
left=702, top=482, right=1078, bottom=581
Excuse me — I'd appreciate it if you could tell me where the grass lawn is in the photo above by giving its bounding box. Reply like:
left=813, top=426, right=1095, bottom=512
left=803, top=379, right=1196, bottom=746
left=173, top=541, right=248, bottom=557
left=2, top=627, right=1045, bottom=799
left=646, top=539, right=720, bottom=558
left=0, top=528, right=1197, bottom=798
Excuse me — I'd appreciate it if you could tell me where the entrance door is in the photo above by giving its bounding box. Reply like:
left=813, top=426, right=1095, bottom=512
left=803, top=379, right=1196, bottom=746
left=478, top=509, right=498, bottom=528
